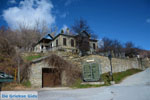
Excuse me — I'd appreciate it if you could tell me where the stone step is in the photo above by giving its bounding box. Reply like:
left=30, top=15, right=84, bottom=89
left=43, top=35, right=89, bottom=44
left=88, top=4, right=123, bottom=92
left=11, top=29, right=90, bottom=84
left=81, top=82, right=105, bottom=85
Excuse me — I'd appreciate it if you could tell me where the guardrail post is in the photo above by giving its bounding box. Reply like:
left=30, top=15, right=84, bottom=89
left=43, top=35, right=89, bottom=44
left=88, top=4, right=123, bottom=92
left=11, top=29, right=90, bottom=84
left=0, top=82, right=2, bottom=91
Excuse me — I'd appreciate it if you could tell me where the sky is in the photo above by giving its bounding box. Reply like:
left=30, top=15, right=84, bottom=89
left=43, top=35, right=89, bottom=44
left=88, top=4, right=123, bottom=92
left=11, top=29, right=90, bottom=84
left=0, top=0, right=150, bottom=50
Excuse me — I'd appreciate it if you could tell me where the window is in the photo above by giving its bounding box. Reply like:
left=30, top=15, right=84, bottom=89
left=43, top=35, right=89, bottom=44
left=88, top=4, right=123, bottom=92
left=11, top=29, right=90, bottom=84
left=50, top=43, right=52, bottom=48
left=41, top=45, right=43, bottom=49
left=45, top=46, right=50, bottom=50
left=63, top=38, right=67, bottom=46
left=56, top=40, right=58, bottom=47
left=93, top=43, right=96, bottom=49
left=71, top=39, right=74, bottom=47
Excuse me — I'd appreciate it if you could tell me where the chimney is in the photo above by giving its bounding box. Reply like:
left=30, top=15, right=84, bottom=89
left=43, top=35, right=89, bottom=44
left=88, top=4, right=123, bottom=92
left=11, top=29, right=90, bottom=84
left=66, top=28, right=69, bottom=34
left=61, top=29, right=64, bottom=34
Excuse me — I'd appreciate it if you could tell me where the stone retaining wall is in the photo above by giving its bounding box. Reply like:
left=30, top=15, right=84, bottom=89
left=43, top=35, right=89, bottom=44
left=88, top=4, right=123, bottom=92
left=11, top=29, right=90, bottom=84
left=29, top=61, right=49, bottom=88
left=29, top=55, right=150, bottom=87
left=29, top=57, right=67, bottom=88
left=82, top=56, right=139, bottom=74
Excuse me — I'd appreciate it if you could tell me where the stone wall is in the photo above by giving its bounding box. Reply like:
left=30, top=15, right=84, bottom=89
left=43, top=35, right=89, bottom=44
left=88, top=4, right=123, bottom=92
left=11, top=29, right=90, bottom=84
left=82, top=55, right=150, bottom=74
left=29, top=61, right=49, bottom=88
left=140, top=58, right=150, bottom=69
left=29, top=54, right=150, bottom=87
left=29, top=57, right=67, bottom=88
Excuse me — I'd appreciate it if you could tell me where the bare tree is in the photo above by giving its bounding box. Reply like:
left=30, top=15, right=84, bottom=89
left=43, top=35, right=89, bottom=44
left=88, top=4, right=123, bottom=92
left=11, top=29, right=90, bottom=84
left=100, top=37, right=113, bottom=52
left=49, top=26, right=58, bottom=38
left=90, top=33, right=98, bottom=39
left=0, top=20, right=57, bottom=52
left=46, top=54, right=81, bottom=86
left=15, top=20, right=58, bottom=51
left=0, top=26, right=32, bottom=82
left=71, top=18, right=91, bottom=33
left=98, top=37, right=124, bottom=57
left=0, top=29, right=18, bottom=76
left=147, top=51, right=150, bottom=58
left=71, top=18, right=98, bottom=55
left=125, top=42, right=135, bottom=49
left=124, top=41, right=140, bottom=58
left=111, top=40, right=123, bottom=57
left=75, top=31, right=90, bottom=56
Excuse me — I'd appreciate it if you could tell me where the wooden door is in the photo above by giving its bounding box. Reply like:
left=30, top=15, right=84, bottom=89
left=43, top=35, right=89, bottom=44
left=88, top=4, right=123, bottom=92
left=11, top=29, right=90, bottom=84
left=42, top=68, right=61, bottom=87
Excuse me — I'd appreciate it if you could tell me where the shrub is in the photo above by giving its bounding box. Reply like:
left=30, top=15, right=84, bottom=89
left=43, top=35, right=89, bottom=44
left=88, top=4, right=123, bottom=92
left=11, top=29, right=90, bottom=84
left=46, top=54, right=81, bottom=86
left=22, top=80, right=31, bottom=87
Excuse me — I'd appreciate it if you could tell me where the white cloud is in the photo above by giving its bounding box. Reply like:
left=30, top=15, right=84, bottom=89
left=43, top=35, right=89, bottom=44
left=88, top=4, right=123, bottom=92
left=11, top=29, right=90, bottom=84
left=98, top=39, right=103, bottom=48
left=146, top=18, right=150, bottom=23
left=62, top=24, right=68, bottom=32
left=3, top=0, right=55, bottom=29
left=9, top=0, right=17, bottom=4
left=58, top=25, right=68, bottom=34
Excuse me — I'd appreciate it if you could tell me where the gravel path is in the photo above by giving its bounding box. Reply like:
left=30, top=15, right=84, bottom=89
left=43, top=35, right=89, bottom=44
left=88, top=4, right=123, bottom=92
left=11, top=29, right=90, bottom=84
left=39, top=68, right=150, bottom=100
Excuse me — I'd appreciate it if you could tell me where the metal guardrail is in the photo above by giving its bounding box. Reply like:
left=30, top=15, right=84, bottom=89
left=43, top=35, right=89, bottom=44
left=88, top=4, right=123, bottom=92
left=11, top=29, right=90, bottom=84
left=0, top=71, right=14, bottom=91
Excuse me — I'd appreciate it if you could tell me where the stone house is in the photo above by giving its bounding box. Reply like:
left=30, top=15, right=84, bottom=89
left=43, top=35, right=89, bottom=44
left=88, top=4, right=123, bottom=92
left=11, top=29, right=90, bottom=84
left=34, top=30, right=98, bottom=53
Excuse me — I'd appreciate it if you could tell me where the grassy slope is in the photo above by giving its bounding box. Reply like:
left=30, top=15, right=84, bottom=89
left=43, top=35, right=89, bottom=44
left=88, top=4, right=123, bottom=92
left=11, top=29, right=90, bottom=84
left=72, top=68, right=142, bottom=88
left=25, top=55, right=42, bottom=61
left=113, top=69, right=142, bottom=83
left=22, top=53, right=44, bottom=62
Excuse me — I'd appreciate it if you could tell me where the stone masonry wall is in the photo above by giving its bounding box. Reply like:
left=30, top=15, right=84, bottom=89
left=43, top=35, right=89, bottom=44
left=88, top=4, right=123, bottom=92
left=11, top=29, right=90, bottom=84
left=29, top=55, right=150, bottom=87
left=29, top=61, right=49, bottom=88
left=82, top=55, right=147, bottom=74
left=29, top=58, right=67, bottom=88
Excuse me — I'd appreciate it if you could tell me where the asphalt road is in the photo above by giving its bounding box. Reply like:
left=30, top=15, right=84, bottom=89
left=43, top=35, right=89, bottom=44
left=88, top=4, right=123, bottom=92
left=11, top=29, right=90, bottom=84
left=39, top=68, right=150, bottom=100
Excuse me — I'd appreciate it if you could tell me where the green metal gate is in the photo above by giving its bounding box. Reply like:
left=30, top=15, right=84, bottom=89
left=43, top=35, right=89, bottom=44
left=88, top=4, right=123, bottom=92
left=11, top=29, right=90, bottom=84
left=82, top=62, right=101, bottom=82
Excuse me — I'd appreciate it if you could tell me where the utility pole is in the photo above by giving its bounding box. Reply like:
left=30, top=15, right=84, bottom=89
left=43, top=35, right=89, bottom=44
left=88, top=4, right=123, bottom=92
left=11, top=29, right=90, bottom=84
left=17, top=49, right=20, bottom=84
left=110, top=58, right=114, bottom=81
left=108, top=52, right=114, bottom=81
left=17, top=58, right=20, bottom=84
left=0, top=82, right=2, bottom=91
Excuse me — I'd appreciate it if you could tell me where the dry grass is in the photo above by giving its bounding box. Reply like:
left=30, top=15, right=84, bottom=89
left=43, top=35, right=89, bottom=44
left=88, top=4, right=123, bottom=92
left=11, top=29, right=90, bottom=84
left=2, top=82, right=29, bottom=91
left=46, top=54, right=81, bottom=86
